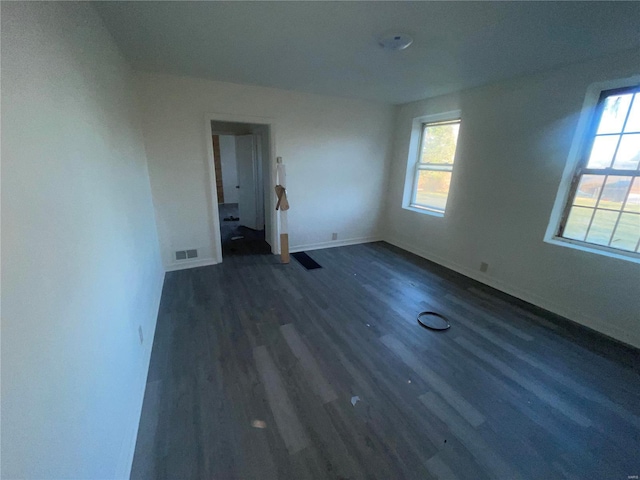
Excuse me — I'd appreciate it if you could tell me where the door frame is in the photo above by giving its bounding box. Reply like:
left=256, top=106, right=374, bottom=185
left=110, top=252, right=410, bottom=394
left=204, top=113, right=278, bottom=263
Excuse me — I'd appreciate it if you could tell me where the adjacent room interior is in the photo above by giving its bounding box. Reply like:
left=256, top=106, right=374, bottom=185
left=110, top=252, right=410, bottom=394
left=210, top=121, right=271, bottom=257
left=2, top=2, right=639, bottom=479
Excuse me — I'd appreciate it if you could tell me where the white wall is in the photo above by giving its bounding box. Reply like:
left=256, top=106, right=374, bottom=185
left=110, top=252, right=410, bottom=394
left=384, top=48, right=640, bottom=348
left=135, top=72, right=395, bottom=270
left=1, top=3, right=164, bottom=478
left=218, top=135, right=239, bottom=204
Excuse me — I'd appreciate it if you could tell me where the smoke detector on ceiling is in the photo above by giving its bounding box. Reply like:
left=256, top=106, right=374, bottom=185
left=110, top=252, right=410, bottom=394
left=378, top=33, right=413, bottom=51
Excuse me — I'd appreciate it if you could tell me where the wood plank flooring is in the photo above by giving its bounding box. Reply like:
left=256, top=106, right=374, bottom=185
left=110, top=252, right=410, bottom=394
left=131, top=242, right=640, bottom=480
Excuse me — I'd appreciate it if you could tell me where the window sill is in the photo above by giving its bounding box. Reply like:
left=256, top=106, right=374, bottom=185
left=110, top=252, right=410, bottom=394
left=403, top=204, right=445, bottom=217
left=545, top=236, right=640, bottom=264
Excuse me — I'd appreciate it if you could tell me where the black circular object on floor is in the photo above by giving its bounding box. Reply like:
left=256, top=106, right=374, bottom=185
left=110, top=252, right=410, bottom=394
left=417, top=311, right=450, bottom=331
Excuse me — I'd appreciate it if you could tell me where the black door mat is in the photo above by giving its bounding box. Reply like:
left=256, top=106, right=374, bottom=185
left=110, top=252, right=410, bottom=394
left=292, top=252, right=322, bottom=270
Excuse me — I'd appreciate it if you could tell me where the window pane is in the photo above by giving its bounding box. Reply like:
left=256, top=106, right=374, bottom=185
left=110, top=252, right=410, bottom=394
left=624, top=94, right=640, bottom=133
left=597, top=93, right=633, bottom=134
left=597, top=176, right=632, bottom=211
left=413, top=170, right=452, bottom=211
left=624, top=178, right=640, bottom=213
left=612, top=133, right=640, bottom=170
left=585, top=209, right=619, bottom=245
left=574, top=175, right=605, bottom=207
left=558, top=88, right=640, bottom=255
left=587, top=135, right=618, bottom=168
left=610, top=212, right=640, bottom=251
left=563, top=206, right=593, bottom=241
left=420, top=122, right=460, bottom=164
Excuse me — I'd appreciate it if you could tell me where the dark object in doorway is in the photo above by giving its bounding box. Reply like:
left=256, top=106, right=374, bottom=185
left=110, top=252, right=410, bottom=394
left=417, top=311, right=450, bottom=331
left=292, top=252, right=322, bottom=270
left=223, top=216, right=239, bottom=222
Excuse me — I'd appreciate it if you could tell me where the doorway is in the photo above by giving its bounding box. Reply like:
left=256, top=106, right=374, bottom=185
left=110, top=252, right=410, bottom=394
left=211, top=120, right=272, bottom=257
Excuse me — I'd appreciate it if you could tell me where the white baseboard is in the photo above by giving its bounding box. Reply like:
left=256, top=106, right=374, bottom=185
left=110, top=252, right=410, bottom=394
left=115, top=269, right=165, bottom=479
left=165, top=257, right=219, bottom=272
left=385, top=235, right=640, bottom=349
left=290, top=235, right=382, bottom=253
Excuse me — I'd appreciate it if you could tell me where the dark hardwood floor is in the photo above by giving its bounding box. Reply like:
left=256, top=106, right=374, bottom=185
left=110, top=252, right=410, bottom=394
left=131, top=242, right=640, bottom=480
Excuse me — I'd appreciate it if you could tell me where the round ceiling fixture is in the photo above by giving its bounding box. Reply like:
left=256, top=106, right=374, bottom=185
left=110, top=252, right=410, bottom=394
left=378, top=33, right=413, bottom=51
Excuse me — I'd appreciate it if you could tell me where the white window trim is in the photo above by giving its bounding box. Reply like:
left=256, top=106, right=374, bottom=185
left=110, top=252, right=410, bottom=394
left=402, top=110, right=461, bottom=217
left=544, top=75, right=640, bottom=264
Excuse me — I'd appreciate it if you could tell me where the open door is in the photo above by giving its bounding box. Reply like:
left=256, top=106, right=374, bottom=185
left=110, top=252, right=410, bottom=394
left=235, top=134, right=259, bottom=230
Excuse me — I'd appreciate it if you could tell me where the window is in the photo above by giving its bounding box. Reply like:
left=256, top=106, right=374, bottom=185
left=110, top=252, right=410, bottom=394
left=409, top=119, right=460, bottom=214
left=558, top=85, right=640, bottom=254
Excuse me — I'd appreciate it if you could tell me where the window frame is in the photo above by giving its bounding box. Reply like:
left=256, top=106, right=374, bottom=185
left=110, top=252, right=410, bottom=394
left=556, top=84, right=640, bottom=256
left=545, top=77, right=640, bottom=263
left=408, top=117, right=461, bottom=215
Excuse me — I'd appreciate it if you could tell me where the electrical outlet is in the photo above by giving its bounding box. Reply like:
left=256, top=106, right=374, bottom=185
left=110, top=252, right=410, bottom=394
left=138, top=325, right=144, bottom=345
left=480, top=262, right=489, bottom=273
left=332, top=233, right=338, bottom=240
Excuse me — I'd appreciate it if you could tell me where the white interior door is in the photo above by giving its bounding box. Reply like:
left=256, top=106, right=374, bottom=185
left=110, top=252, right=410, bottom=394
left=235, top=134, right=259, bottom=230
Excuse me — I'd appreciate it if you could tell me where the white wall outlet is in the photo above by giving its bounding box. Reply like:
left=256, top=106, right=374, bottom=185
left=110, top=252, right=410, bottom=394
left=480, top=262, right=489, bottom=273
left=138, top=325, right=144, bottom=345
left=332, top=233, right=338, bottom=240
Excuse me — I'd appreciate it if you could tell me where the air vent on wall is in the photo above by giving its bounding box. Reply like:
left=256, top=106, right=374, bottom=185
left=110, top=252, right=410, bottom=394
left=175, top=249, right=198, bottom=261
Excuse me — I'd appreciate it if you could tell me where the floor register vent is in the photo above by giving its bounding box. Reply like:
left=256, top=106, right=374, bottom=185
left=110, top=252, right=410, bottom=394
left=175, top=249, right=198, bottom=261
